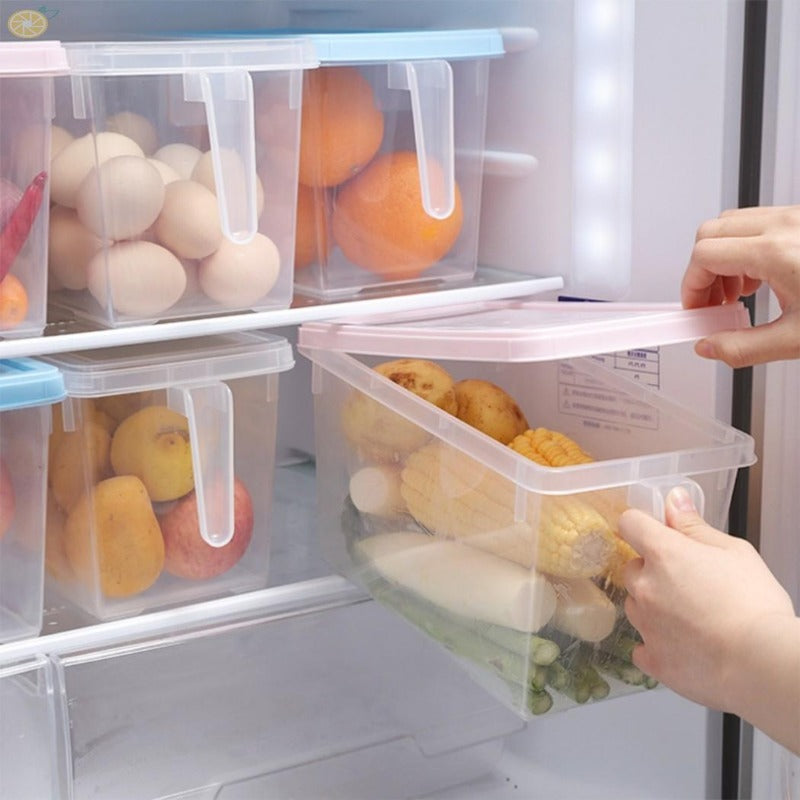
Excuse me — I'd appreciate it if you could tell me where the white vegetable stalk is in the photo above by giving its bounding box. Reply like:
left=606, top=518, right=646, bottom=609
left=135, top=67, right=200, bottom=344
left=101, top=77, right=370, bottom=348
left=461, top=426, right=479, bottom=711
left=356, top=531, right=556, bottom=633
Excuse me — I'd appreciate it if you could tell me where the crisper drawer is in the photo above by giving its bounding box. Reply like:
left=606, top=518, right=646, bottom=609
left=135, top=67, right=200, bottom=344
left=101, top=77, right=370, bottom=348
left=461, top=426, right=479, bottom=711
left=0, top=656, right=69, bottom=799
left=6, top=593, right=521, bottom=800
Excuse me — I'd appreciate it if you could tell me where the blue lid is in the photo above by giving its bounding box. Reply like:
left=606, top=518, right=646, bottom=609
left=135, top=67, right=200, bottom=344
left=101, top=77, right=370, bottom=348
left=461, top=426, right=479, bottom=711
left=307, top=29, right=505, bottom=63
left=0, top=358, right=66, bottom=411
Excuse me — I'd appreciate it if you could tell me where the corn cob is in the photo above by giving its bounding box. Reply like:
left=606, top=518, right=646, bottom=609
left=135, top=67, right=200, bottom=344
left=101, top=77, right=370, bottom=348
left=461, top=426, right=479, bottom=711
left=582, top=487, right=640, bottom=590
left=508, top=428, right=594, bottom=466
left=400, top=441, right=617, bottom=578
left=508, top=431, right=641, bottom=587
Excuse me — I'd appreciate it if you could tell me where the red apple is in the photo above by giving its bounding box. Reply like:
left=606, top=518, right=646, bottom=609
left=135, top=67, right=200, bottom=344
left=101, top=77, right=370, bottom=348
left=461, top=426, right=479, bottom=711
left=0, top=459, right=15, bottom=538
left=159, top=477, right=254, bottom=580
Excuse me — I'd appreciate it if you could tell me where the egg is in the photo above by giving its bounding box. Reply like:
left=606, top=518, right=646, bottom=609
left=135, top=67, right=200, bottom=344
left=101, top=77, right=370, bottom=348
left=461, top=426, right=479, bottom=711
left=154, top=180, right=222, bottom=259
left=51, top=126, right=75, bottom=160
left=76, top=155, right=165, bottom=240
left=87, top=240, right=187, bottom=317
left=180, top=258, right=202, bottom=301
left=191, top=148, right=265, bottom=218
left=153, top=143, right=202, bottom=180
left=48, top=205, right=103, bottom=290
left=51, top=132, right=144, bottom=208
left=105, top=111, right=159, bottom=156
left=147, top=158, right=181, bottom=185
left=198, top=232, right=280, bottom=308
left=11, top=124, right=74, bottom=186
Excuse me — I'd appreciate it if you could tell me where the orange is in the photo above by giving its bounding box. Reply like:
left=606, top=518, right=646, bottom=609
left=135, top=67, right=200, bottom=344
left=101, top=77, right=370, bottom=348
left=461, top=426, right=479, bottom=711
left=298, top=66, right=384, bottom=188
left=331, top=150, right=464, bottom=280
left=294, top=183, right=332, bottom=270
left=0, top=274, right=29, bottom=329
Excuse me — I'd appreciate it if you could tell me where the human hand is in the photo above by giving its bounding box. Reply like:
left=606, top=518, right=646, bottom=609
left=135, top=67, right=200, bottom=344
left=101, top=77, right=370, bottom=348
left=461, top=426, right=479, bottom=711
left=682, top=205, right=800, bottom=367
left=618, top=486, right=796, bottom=715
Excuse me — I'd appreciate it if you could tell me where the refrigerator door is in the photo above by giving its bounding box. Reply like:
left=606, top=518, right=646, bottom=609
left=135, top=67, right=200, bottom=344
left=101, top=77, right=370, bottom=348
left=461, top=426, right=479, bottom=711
left=750, top=0, right=800, bottom=795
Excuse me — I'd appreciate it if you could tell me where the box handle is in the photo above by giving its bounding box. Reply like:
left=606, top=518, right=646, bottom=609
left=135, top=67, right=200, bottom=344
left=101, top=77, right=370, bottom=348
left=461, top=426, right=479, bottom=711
left=167, top=382, right=234, bottom=547
left=387, top=60, right=455, bottom=219
left=183, top=69, right=259, bottom=245
left=626, top=477, right=705, bottom=524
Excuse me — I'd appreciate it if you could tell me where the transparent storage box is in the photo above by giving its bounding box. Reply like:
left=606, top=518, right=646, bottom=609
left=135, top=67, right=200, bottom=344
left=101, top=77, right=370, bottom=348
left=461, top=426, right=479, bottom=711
left=47, top=38, right=318, bottom=327
left=0, top=358, right=66, bottom=642
left=0, top=596, right=520, bottom=800
left=298, top=301, right=757, bottom=719
left=290, top=29, right=504, bottom=299
left=41, top=332, right=294, bottom=620
left=0, top=656, right=67, bottom=799
left=0, top=41, right=68, bottom=338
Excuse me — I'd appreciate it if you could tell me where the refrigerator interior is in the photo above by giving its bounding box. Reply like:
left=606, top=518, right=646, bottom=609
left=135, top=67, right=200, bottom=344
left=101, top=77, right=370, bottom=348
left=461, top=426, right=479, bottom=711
left=0, top=1, right=756, bottom=798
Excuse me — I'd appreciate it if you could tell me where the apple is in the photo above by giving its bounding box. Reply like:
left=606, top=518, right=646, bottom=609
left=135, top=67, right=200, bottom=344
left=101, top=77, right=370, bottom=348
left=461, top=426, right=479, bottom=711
left=0, top=459, right=15, bottom=538
left=160, top=477, right=254, bottom=580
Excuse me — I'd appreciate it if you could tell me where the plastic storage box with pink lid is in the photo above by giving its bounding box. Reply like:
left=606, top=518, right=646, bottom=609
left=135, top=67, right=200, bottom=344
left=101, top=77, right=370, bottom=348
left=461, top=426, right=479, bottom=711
left=41, top=331, right=293, bottom=621
left=298, top=300, right=756, bottom=719
left=46, top=38, right=317, bottom=327
left=0, top=41, right=68, bottom=338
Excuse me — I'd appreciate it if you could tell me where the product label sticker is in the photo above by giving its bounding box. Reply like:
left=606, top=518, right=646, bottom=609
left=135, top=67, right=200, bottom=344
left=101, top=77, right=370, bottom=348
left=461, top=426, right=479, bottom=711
left=558, top=349, right=660, bottom=431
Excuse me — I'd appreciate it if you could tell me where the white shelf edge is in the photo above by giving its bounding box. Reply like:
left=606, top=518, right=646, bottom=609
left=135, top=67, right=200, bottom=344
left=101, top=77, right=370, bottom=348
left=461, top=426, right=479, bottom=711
left=1, top=272, right=563, bottom=358
left=0, top=574, right=366, bottom=667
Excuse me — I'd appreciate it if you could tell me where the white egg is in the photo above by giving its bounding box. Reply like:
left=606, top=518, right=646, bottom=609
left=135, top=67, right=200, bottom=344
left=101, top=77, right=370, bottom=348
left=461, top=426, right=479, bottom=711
left=198, top=232, right=280, bottom=308
left=154, top=180, right=222, bottom=259
left=76, top=155, right=165, bottom=240
left=191, top=148, right=265, bottom=218
left=51, top=126, right=75, bottom=159
left=87, top=240, right=187, bottom=317
left=105, top=111, right=159, bottom=155
left=180, top=258, right=202, bottom=300
left=153, top=143, right=202, bottom=180
left=12, top=124, right=74, bottom=187
left=48, top=205, right=103, bottom=290
left=50, top=131, right=144, bottom=208
left=147, top=158, right=181, bottom=185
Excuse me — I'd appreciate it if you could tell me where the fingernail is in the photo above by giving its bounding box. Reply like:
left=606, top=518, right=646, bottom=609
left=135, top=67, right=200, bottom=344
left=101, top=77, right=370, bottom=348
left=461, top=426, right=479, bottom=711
left=695, top=339, right=716, bottom=359
left=668, top=486, right=697, bottom=513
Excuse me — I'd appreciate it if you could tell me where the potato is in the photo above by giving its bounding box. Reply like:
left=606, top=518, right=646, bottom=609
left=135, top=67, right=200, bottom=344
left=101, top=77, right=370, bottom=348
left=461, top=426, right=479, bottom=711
left=64, top=475, right=165, bottom=598
left=110, top=405, right=194, bottom=502
left=94, top=391, right=156, bottom=424
left=49, top=421, right=112, bottom=513
left=341, top=359, right=457, bottom=463
left=44, top=492, right=71, bottom=581
left=453, top=379, right=529, bottom=444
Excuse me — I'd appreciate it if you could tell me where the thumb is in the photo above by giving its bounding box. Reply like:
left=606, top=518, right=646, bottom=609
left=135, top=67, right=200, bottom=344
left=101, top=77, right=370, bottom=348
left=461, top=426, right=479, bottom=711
left=664, top=486, right=727, bottom=546
left=695, top=316, right=800, bottom=367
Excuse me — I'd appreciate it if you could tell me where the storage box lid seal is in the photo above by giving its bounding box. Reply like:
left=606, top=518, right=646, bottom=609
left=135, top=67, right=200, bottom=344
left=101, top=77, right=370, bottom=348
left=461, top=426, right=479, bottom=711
left=298, top=301, right=752, bottom=362
left=0, top=358, right=66, bottom=410
left=41, top=332, right=294, bottom=397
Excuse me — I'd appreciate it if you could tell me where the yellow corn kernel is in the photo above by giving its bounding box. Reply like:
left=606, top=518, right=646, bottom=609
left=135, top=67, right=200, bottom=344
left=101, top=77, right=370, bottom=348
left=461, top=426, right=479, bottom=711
left=603, top=536, right=640, bottom=590
left=400, top=441, right=616, bottom=577
left=508, top=428, right=594, bottom=467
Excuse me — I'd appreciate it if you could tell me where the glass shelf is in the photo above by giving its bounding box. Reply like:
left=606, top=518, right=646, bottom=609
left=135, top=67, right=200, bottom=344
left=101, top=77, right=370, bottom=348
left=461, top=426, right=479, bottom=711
left=0, top=269, right=561, bottom=359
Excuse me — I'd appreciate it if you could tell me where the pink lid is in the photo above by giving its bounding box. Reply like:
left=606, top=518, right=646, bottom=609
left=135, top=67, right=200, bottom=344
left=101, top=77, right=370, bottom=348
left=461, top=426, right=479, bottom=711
left=298, top=300, right=751, bottom=362
left=0, top=40, right=68, bottom=74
